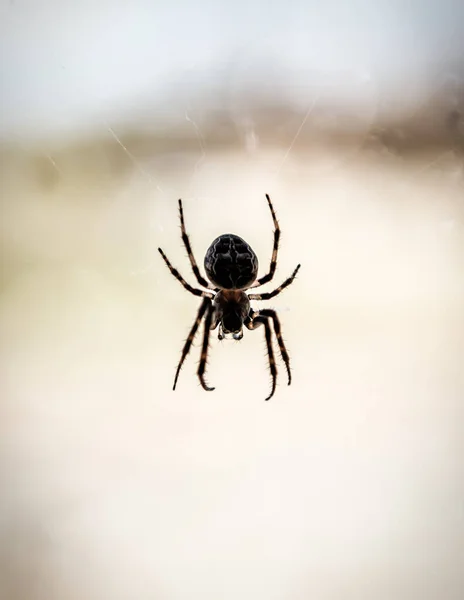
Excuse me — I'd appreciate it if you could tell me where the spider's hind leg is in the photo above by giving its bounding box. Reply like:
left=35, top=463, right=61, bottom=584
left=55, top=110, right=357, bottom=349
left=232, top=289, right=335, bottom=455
left=178, top=199, right=216, bottom=290
left=248, top=263, right=300, bottom=301
left=158, top=248, right=214, bottom=299
left=251, top=194, right=281, bottom=288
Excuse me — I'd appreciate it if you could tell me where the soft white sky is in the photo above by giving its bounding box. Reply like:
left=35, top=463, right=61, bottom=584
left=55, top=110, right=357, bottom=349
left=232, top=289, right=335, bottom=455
left=1, top=0, right=463, bottom=141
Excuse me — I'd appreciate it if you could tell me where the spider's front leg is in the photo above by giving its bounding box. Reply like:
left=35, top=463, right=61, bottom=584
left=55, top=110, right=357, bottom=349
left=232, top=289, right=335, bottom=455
left=258, top=309, right=292, bottom=385
left=245, top=310, right=277, bottom=401
left=197, top=302, right=218, bottom=392
left=173, top=298, right=210, bottom=390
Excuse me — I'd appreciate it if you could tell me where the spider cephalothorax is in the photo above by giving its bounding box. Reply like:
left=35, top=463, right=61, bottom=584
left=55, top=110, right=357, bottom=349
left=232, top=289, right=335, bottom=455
left=158, top=194, right=300, bottom=400
left=213, top=289, right=250, bottom=340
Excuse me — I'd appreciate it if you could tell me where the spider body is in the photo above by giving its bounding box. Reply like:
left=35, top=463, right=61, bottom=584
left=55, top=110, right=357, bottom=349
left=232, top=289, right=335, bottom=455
left=213, top=289, right=250, bottom=340
left=204, top=234, right=259, bottom=289
left=158, top=194, right=300, bottom=401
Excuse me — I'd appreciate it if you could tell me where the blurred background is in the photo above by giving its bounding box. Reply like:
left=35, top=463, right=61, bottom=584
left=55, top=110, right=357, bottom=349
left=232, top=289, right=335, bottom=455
left=1, top=1, right=463, bottom=599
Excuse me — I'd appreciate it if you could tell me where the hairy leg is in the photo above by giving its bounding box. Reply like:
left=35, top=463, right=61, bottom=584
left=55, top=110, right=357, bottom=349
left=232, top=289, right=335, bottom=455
left=173, top=298, right=211, bottom=390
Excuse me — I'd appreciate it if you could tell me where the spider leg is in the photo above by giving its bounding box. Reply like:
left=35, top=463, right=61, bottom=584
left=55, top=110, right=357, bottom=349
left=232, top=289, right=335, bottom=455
left=248, top=263, right=301, bottom=301
left=250, top=194, right=280, bottom=288
left=257, top=309, right=292, bottom=385
left=173, top=298, right=210, bottom=390
left=197, top=302, right=215, bottom=392
left=158, top=248, right=214, bottom=298
left=246, top=313, right=277, bottom=401
left=178, top=199, right=216, bottom=290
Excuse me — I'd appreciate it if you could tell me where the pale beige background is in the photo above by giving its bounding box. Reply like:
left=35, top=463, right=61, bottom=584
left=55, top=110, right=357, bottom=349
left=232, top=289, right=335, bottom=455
left=1, top=139, right=463, bottom=599
left=1, top=1, right=464, bottom=599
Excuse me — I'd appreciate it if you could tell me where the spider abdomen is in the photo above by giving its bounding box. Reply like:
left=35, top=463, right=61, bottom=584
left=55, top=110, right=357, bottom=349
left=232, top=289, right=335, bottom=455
left=204, top=234, right=259, bottom=289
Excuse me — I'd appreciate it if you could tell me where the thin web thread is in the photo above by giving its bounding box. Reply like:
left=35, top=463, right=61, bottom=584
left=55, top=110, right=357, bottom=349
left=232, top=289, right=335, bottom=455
left=273, top=95, right=319, bottom=178
left=185, top=110, right=206, bottom=195
left=106, top=124, right=164, bottom=193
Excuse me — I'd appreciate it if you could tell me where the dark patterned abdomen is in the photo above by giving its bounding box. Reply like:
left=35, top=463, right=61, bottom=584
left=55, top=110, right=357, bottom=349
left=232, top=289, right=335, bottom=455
left=204, top=234, right=259, bottom=289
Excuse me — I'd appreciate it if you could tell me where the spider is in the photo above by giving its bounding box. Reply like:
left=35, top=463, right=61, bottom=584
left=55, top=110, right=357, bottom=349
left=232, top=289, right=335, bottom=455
left=158, top=194, right=300, bottom=401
